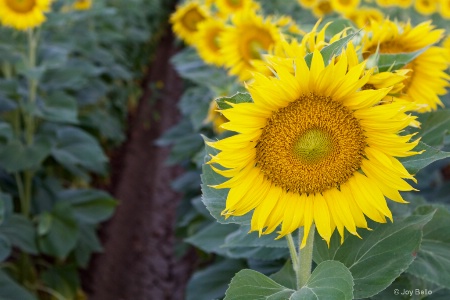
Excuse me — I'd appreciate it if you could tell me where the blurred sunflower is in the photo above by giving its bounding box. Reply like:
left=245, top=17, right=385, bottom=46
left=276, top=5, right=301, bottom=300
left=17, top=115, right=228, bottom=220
left=194, top=19, right=225, bottom=66
left=393, top=0, right=413, bottom=7
left=170, top=1, right=208, bottom=45
left=331, top=0, right=360, bottom=15
left=215, top=0, right=260, bottom=17
left=312, top=0, right=333, bottom=17
left=73, top=0, right=91, bottom=10
left=346, top=7, right=383, bottom=29
left=0, top=0, right=51, bottom=30
left=220, top=10, right=281, bottom=81
left=363, top=20, right=450, bottom=111
left=297, top=0, right=316, bottom=8
left=439, top=0, right=450, bottom=18
left=208, top=46, right=419, bottom=246
left=414, top=0, right=438, bottom=15
left=205, top=100, right=227, bottom=134
left=376, top=0, right=396, bottom=6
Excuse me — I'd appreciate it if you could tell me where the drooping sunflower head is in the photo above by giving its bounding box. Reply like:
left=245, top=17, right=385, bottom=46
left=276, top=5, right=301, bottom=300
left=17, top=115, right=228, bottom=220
left=330, top=0, right=360, bottom=15
left=220, top=10, right=282, bottom=81
left=414, top=0, right=438, bottom=15
left=0, top=0, right=51, bottom=30
left=215, top=0, right=260, bottom=17
left=194, top=18, right=226, bottom=66
left=208, top=45, right=420, bottom=246
left=363, top=20, right=450, bottom=111
left=73, top=0, right=92, bottom=10
left=170, top=1, right=208, bottom=45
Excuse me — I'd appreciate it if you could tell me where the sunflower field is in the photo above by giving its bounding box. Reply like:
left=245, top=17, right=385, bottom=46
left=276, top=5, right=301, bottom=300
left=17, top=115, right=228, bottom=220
left=0, top=0, right=450, bottom=299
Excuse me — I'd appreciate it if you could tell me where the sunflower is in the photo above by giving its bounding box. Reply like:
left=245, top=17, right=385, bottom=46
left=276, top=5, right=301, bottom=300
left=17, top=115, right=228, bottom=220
left=220, top=10, right=281, bottom=81
left=414, top=0, right=438, bottom=15
left=207, top=46, right=419, bottom=247
left=194, top=18, right=225, bottom=66
left=0, top=0, right=51, bottom=30
left=205, top=100, right=228, bottom=134
left=363, top=20, right=450, bottom=112
left=375, top=0, right=396, bottom=6
left=346, top=7, right=383, bottom=28
left=312, top=0, right=333, bottom=17
left=439, top=0, right=450, bottom=18
left=331, top=0, right=360, bottom=15
left=443, top=35, right=450, bottom=60
left=215, top=0, right=260, bottom=17
left=393, top=0, right=413, bottom=7
left=297, top=0, right=317, bottom=8
left=73, top=0, right=91, bottom=10
left=170, top=1, right=208, bottom=45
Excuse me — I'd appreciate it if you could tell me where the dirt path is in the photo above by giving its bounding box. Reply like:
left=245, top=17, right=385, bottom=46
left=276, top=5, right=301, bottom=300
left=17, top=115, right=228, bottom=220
left=88, top=30, right=195, bottom=300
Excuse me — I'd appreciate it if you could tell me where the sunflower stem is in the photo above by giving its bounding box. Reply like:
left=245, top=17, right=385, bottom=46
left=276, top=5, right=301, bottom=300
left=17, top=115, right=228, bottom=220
left=297, top=224, right=315, bottom=289
left=285, top=233, right=299, bottom=282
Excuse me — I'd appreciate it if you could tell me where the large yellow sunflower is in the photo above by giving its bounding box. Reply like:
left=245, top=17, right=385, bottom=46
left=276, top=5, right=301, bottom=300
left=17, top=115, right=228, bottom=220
left=194, top=18, right=226, bottom=66
left=208, top=46, right=419, bottom=247
left=220, top=10, right=281, bottom=81
left=0, top=0, right=51, bottom=30
left=363, top=20, right=450, bottom=112
left=170, top=1, right=208, bottom=45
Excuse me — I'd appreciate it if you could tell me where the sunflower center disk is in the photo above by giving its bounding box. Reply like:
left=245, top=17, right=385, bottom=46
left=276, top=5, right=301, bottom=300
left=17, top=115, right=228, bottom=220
left=6, top=0, right=36, bottom=13
left=181, top=8, right=204, bottom=31
left=255, top=94, right=366, bottom=194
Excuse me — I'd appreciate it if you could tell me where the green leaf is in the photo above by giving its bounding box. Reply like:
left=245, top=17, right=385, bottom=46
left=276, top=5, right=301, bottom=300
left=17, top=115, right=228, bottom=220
left=74, top=224, right=103, bottom=268
left=216, top=92, right=253, bottom=110
left=39, top=92, right=78, bottom=124
left=224, top=269, right=295, bottom=300
left=416, top=110, right=450, bottom=147
left=0, top=191, right=13, bottom=225
left=224, top=225, right=294, bottom=249
left=376, top=48, right=428, bottom=72
left=41, top=265, right=79, bottom=300
left=0, top=214, right=38, bottom=254
left=185, top=222, right=239, bottom=255
left=38, top=202, right=79, bottom=259
left=201, top=136, right=251, bottom=225
left=226, top=245, right=289, bottom=261
left=407, top=206, right=450, bottom=289
left=305, top=31, right=359, bottom=67
left=0, top=235, right=11, bottom=262
left=0, top=270, right=37, bottom=300
left=291, top=261, right=353, bottom=300
left=314, top=213, right=434, bottom=299
left=59, top=189, right=116, bottom=224
left=51, top=126, right=108, bottom=178
left=270, top=260, right=297, bottom=290
left=400, top=142, right=450, bottom=175
left=0, top=137, right=51, bottom=173
left=186, top=259, right=246, bottom=300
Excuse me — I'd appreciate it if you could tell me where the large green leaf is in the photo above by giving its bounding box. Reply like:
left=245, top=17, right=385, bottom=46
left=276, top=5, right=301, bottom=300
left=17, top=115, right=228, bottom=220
left=186, top=259, right=246, bottom=300
left=416, top=110, right=450, bottom=147
left=0, top=270, right=37, bottom=300
left=38, top=202, right=79, bottom=259
left=270, top=260, right=297, bottom=290
left=0, top=137, right=51, bottom=173
left=58, top=189, right=116, bottom=224
left=185, top=222, right=239, bottom=255
left=375, top=48, right=428, bottom=72
left=201, top=136, right=251, bottom=225
left=0, top=214, right=38, bottom=254
left=216, top=92, right=253, bottom=110
left=74, top=223, right=103, bottom=268
left=407, top=206, right=450, bottom=289
left=224, top=269, right=295, bottom=300
left=400, top=142, right=450, bottom=175
left=314, top=213, right=434, bottom=299
left=305, top=31, right=359, bottom=67
left=291, top=261, right=353, bottom=300
left=38, top=91, right=78, bottom=124
left=41, top=265, right=79, bottom=300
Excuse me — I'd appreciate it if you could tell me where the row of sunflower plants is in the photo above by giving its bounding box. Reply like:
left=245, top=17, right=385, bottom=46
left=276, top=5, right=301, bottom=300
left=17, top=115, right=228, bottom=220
left=163, top=0, right=450, bottom=299
left=0, top=0, right=170, bottom=299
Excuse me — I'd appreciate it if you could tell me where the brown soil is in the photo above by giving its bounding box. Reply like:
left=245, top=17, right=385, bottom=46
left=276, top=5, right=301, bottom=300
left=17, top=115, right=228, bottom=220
left=87, top=30, right=196, bottom=300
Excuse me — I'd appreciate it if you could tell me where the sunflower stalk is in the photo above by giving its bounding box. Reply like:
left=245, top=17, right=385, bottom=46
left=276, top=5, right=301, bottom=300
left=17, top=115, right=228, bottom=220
left=297, top=224, right=315, bottom=289
left=286, top=233, right=299, bottom=284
